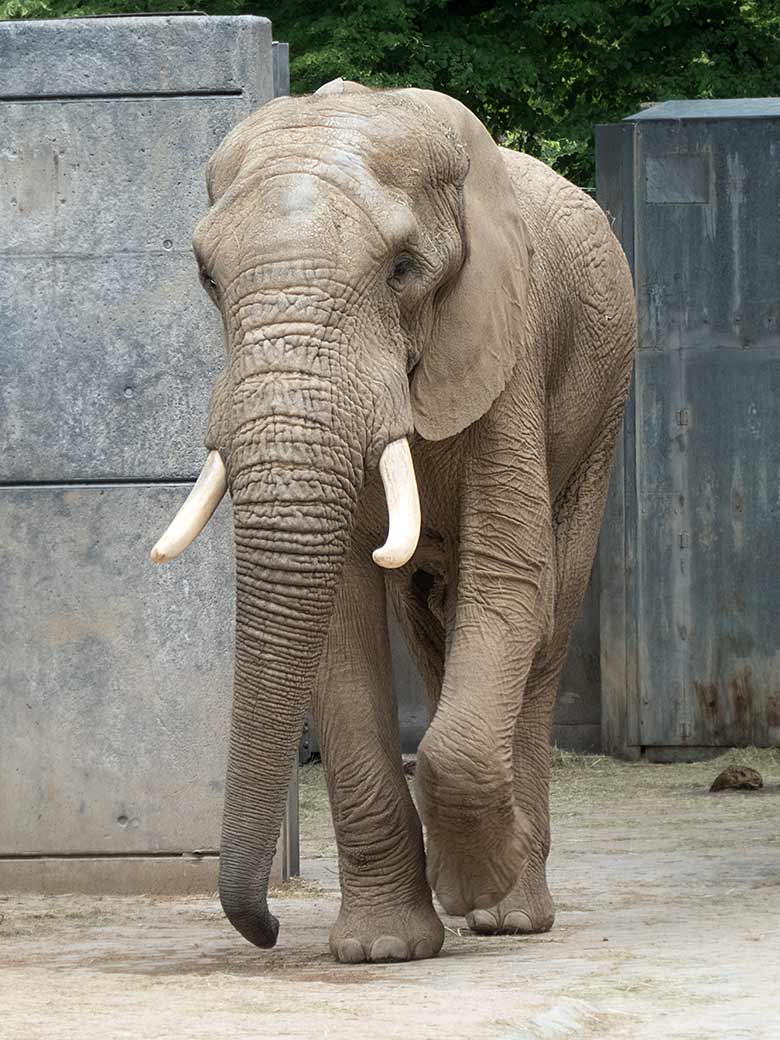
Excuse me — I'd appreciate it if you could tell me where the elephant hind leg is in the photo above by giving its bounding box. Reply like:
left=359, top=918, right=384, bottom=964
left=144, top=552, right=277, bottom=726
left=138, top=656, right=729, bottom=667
left=386, top=567, right=447, bottom=720
left=466, top=662, right=559, bottom=935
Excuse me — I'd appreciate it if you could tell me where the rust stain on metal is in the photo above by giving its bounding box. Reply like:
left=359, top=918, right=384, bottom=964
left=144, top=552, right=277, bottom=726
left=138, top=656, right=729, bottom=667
left=694, top=680, right=723, bottom=742
left=766, top=695, right=780, bottom=731
left=729, top=667, right=754, bottom=743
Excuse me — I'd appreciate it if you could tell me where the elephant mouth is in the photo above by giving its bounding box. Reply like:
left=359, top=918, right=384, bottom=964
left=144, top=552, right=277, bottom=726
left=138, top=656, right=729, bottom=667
left=150, top=436, right=421, bottom=569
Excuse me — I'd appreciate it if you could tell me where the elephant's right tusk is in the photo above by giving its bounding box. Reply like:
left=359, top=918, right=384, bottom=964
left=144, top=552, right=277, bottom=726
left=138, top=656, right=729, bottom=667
left=372, top=438, right=421, bottom=569
left=150, top=450, right=227, bottom=563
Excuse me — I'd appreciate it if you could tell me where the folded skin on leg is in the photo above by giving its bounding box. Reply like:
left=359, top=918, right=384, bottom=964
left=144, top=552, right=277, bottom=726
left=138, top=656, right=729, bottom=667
left=415, top=616, right=539, bottom=917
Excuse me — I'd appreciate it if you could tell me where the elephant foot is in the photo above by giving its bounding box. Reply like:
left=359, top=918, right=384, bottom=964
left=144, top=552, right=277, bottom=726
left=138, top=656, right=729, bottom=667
left=423, top=807, right=534, bottom=918
left=465, top=870, right=555, bottom=935
left=414, top=742, right=534, bottom=917
left=329, top=897, right=444, bottom=963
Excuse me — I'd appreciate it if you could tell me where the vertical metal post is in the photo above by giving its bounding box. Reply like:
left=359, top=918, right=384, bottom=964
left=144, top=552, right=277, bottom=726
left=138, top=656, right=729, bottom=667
left=272, top=41, right=290, bottom=97
left=285, top=760, right=300, bottom=877
left=276, top=761, right=300, bottom=881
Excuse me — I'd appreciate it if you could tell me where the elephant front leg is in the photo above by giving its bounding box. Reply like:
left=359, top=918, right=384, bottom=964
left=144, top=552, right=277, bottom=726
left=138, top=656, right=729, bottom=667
left=313, top=547, right=443, bottom=963
left=415, top=510, right=555, bottom=917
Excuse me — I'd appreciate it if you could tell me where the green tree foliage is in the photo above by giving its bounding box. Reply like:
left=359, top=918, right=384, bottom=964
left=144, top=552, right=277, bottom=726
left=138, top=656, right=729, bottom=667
left=4, top=0, right=779, bottom=184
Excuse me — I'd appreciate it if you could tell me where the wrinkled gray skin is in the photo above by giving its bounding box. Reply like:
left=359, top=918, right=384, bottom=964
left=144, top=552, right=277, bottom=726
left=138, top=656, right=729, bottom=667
left=193, top=80, right=636, bottom=963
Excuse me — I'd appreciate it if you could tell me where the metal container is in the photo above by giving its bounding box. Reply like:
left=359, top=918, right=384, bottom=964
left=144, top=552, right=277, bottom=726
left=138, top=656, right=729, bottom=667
left=597, top=100, right=780, bottom=759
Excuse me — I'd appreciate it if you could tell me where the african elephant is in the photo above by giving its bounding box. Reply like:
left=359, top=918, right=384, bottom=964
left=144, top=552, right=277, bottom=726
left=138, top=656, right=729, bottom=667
left=151, top=79, right=636, bottom=963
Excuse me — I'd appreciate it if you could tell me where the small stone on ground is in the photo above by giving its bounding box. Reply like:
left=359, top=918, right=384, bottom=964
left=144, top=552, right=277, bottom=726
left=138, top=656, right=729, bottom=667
left=710, top=765, right=764, bottom=791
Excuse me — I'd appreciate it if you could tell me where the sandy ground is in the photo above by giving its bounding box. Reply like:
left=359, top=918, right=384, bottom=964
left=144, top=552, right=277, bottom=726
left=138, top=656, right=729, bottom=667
left=2, top=748, right=780, bottom=1040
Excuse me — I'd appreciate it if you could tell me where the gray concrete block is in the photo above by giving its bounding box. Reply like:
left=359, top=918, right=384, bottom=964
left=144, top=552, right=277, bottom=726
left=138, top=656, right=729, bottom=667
left=0, top=95, right=239, bottom=481
left=1, top=95, right=243, bottom=256
left=0, top=252, right=222, bottom=482
left=0, top=15, right=273, bottom=107
left=0, top=16, right=298, bottom=892
left=0, top=484, right=235, bottom=856
left=0, top=17, right=277, bottom=483
left=0, top=855, right=221, bottom=896
left=0, top=848, right=297, bottom=896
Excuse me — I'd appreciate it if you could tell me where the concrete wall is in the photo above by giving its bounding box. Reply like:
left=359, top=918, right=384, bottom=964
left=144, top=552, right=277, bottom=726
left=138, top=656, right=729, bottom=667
left=0, top=15, right=284, bottom=892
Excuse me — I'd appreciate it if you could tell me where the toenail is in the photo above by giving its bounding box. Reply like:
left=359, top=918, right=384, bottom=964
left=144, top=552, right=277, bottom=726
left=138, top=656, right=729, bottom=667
left=369, top=935, right=408, bottom=962
left=412, top=939, right=436, bottom=959
left=466, top=909, right=499, bottom=933
left=338, top=939, right=366, bottom=963
left=502, top=910, right=534, bottom=933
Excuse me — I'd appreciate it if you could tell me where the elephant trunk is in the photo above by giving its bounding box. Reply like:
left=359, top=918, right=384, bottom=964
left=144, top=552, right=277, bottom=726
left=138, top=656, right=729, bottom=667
left=218, top=416, right=359, bottom=947
left=148, top=305, right=420, bottom=946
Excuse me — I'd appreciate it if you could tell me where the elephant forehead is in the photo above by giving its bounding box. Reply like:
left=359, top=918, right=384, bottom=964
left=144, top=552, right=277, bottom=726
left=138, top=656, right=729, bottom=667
left=201, top=160, right=420, bottom=269
left=207, top=92, right=464, bottom=203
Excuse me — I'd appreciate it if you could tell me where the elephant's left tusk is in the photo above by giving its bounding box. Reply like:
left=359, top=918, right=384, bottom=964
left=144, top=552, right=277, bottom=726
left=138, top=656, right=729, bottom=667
left=150, top=450, right=227, bottom=563
left=372, top=438, right=421, bottom=569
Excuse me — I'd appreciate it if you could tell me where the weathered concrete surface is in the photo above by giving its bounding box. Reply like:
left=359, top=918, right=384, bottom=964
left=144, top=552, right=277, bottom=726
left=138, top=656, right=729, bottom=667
left=2, top=750, right=778, bottom=1039
left=0, top=15, right=293, bottom=888
left=0, top=16, right=273, bottom=105
left=0, top=801, right=295, bottom=892
left=1, top=95, right=242, bottom=481
left=0, top=855, right=220, bottom=896
left=0, top=485, right=235, bottom=856
left=0, top=251, right=224, bottom=482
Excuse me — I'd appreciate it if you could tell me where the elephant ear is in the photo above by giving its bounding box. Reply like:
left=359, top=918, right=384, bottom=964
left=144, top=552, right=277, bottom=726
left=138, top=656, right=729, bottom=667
left=400, top=90, right=534, bottom=441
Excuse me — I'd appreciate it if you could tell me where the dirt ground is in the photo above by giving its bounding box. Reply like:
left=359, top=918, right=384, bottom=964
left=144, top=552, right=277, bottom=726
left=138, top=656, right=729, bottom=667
left=2, top=748, right=779, bottom=1040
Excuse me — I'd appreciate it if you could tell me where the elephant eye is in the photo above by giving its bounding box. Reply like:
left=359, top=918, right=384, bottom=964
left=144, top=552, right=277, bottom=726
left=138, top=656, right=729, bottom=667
left=388, top=253, right=416, bottom=291
left=199, top=268, right=220, bottom=297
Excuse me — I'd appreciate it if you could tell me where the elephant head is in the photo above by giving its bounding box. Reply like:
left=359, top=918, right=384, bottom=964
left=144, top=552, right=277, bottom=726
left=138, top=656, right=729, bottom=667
left=150, top=82, right=533, bottom=948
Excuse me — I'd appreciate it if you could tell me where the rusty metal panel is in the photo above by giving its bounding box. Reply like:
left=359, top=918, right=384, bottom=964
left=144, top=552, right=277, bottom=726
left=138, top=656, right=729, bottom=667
left=599, top=100, right=780, bottom=751
left=595, top=121, right=640, bottom=757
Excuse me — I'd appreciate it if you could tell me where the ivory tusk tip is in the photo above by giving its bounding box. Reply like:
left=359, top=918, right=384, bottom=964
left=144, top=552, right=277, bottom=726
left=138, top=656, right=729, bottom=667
left=147, top=450, right=227, bottom=566
left=372, top=543, right=416, bottom=569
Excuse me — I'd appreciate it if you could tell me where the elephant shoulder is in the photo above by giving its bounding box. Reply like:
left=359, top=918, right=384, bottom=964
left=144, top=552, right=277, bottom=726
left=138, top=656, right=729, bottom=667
left=499, top=147, right=610, bottom=242
left=498, top=146, right=631, bottom=306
